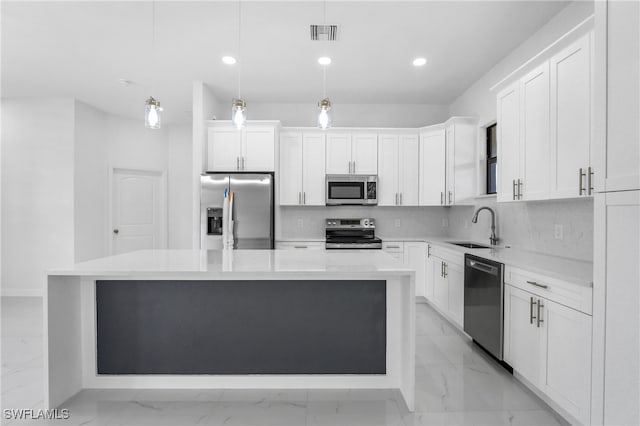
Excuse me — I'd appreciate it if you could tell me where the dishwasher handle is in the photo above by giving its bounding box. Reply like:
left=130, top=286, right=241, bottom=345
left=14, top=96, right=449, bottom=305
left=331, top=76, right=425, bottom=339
left=467, top=259, right=498, bottom=276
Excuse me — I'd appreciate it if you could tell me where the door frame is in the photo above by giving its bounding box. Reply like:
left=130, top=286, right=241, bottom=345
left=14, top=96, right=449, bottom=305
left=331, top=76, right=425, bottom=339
left=108, top=166, right=168, bottom=255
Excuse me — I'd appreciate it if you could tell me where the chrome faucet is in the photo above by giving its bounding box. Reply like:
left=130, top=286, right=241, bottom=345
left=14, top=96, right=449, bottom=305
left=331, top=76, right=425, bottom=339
left=472, top=207, right=499, bottom=246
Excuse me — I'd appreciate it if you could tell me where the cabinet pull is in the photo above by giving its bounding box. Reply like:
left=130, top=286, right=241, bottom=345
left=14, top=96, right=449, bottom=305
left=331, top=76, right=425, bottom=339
left=427, top=245, right=431, bottom=257
left=395, top=193, right=398, bottom=205
left=298, top=192, right=302, bottom=204
left=237, top=157, right=240, bottom=171
left=517, top=179, right=523, bottom=199
left=400, top=193, right=403, bottom=205
left=353, top=161, right=356, bottom=174
left=441, top=261, right=444, bottom=277
left=303, top=192, right=306, bottom=204
left=530, top=297, right=537, bottom=324
left=526, top=280, right=548, bottom=289
left=448, top=191, right=452, bottom=205
left=512, top=180, right=517, bottom=200
left=579, top=168, right=586, bottom=195
left=293, top=245, right=307, bottom=249
left=443, top=262, right=448, bottom=278
left=386, top=245, right=401, bottom=249
left=588, top=166, right=594, bottom=195
left=242, top=157, right=246, bottom=170
left=537, top=300, right=544, bottom=328
left=440, top=192, right=444, bottom=205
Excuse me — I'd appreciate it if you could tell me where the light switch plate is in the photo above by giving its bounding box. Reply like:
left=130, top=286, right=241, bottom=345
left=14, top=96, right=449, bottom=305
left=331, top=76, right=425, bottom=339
left=297, top=218, right=304, bottom=228
left=442, top=218, right=449, bottom=228
left=394, top=219, right=401, bottom=228
left=554, top=224, right=563, bottom=240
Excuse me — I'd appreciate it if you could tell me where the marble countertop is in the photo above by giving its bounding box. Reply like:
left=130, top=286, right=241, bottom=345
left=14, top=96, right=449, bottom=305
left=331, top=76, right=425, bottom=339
left=48, top=249, right=413, bottom=277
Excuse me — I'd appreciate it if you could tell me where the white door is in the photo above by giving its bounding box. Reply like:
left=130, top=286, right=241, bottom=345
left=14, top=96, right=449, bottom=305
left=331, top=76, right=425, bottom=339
left=520, top=62, right=550, bottom=200
left=111, top=168, right=165, bottom=255
left=377, top=135, right=399, bottom=206
left=207, top=127, right=241, bottom=171
left=351, top=132, right=378, bottom=174
left=446, top=260, right=464, bottom=328
left=541, top=298, right=592, bottom=425
left=302, top=133, right=326, bottom=205
left=419, top=129, right=446, bottom=206
left=325, top=133, right=352, bottom=174
left=279, top=132, right=303, bottom=205
left=497, top=83, right=521, bottom=202
left=398, top=135, right=419, bottom=206
left=243, top=126, right=275, bottom=171
left=549, top=33, right=592, bottom=199
left=503, top=284, right=542, bottom=387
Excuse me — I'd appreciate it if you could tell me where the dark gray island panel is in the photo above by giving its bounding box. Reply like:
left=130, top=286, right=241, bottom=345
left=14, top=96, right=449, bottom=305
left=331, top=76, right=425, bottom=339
left=96, top=279, right=386, bottom=375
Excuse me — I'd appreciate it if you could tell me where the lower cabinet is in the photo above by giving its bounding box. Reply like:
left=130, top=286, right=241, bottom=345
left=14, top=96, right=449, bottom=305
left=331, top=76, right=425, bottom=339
left=425, top=244, right=464, bottom=328
left=382, top=241, right=426, bottom=299
left=504, top=282, right=592, bottom=425
left=275, top=241, right=325, bottom=250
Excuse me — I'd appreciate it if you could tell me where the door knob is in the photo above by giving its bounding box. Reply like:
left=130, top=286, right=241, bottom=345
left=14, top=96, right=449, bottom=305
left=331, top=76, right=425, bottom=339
left=113, top=229, right=119, bottom=234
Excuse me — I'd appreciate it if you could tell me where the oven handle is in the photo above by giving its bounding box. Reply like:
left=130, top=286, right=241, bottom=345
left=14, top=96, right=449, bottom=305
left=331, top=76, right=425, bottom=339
left=467, top=259, right=498, bottom=275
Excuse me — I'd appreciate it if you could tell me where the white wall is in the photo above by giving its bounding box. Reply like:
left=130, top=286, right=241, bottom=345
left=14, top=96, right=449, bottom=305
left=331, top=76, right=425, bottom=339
left=167, top=124, right=193, bottom=249
left=218, top=102, right=449, bottom=128
left=1, top=99, right=75, bottom=296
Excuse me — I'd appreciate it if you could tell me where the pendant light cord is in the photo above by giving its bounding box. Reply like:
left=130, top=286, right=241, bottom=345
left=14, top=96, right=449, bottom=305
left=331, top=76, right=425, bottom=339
left=322, top=0, right=327, bottom=99
left=237, top=0, right=242, bottom=99
left=151, top=0, right=156, bottom=96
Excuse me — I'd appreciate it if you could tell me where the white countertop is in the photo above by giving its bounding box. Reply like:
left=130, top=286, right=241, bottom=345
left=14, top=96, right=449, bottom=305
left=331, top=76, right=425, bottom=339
left=425, top=238, right=593, bottom=287
left=48, top=249, right=413, bottom=277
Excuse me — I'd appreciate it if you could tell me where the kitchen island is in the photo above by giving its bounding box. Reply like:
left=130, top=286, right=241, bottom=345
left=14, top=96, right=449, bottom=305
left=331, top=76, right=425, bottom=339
left=44, top=249, right=415, bottom=411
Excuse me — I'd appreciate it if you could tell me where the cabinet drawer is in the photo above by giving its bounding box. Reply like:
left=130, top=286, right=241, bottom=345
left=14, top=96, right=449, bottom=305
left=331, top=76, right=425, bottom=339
left=382, top=241, right=404, bottom=253
left=505, top=266, right=592, bottom=315
left=428, top=245, right=463, bottom=266
left=276, top=241, right=325, bottom=250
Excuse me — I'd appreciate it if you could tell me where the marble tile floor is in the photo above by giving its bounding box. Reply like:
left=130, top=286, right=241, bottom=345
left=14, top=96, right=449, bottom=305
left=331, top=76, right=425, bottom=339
left=1, top=297, right=568, bottom=426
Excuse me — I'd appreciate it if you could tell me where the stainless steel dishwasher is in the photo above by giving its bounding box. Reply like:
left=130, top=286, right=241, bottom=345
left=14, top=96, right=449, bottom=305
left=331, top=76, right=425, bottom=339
left=464, top=254, right=505, bottom=360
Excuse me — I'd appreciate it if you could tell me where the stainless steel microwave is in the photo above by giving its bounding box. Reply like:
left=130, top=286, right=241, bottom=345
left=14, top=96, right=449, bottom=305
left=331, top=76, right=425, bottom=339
left=325, top=175, right=377, bottom=206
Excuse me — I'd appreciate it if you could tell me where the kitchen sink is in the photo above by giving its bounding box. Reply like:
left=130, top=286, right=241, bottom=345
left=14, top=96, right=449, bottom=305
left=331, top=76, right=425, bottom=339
left=448, top=242, right=491, bottom=249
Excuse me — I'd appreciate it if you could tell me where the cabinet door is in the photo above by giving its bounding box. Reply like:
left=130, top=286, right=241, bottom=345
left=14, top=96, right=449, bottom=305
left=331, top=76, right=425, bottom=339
left=432, top=258, right=448, bottom=312
left=405, top=242, right=426, bottom=298
left=445, top=126, right=455, bottom=205
left=207, top=127, right=241, bottom=171
left=595, top=1, right=640, bottom=192
left=325, top=133, right=352, bottom=174
left=497, top=83, right=520, bottom=202
left=419, top=129, right=446, bottom=206
left=550, top=33, right=592, bottom=199
left=541, top=298, right=592, bottom=425
left=377, top=135, right=399, bottom=206
left=279, top=132, right=303, bottom=206
left=520, top=62, right=550, bottom=200
left=398, top=135, right=420, bottom=206
left=243, top=126, right=275, bottom=171
left=446, top=260, right=464, bottom=328
left=352, top=133, right=378, bottom=174
left=425, top=253, right=438, bottom=302
left=503, top=284, right=542, bottom=387
left=302, top=133, right=326, bottom=206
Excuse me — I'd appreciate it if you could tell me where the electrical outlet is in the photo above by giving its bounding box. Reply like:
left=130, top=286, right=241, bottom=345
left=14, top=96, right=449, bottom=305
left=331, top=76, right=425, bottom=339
left=297, top=218, right=304, bottom=228
left=464, top=219, right=469, bottom=229
left=442, top=218, right=449, bottom=228
left=554, top=224, right=563, bottom=240
left=394, top=219, right=401, bottom=228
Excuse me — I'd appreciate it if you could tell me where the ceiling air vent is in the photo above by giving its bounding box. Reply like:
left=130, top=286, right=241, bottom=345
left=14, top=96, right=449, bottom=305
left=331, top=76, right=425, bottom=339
left=310, top=24, right=338, bottom=41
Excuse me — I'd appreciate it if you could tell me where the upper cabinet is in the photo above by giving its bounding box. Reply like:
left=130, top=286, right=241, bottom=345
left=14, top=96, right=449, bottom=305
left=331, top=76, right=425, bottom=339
left=594, top=1, right=640, bottom=192
left=279, top=131, right=326, bottom=206
left=207, top=122, right=276, bottom=172
left=326, top=132, right=377, bottom=175
left=377, top=133, right=419, bottom=206
left=497, top=31, right=594, bottom=202
left=445, top=117, right=478, bottom=205
left=419, top=126, right=446, bottom=206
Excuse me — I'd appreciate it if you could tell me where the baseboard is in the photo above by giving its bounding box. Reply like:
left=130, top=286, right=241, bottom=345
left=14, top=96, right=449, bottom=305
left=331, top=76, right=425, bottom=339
left=1, top=288, right=43, bottom=297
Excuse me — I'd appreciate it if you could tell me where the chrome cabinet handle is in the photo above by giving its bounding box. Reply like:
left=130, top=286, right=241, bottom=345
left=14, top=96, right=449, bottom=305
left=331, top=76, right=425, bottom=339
left=440, top=192, right=444, bottom=205
left=242, top=157, right=245, bottom=170
left=512, top=180, right=516, bottom=200
left=530, top=297, right=537, bottom=324
left=113, top=229, right=119, bottom=234
left=303, top=192, right=306, bottom=204
left=441, top=261, right=444, bottom=277
left=348, top=161, right=351, bottom=174
left=237, top=157, right=240, bottom=170
left=395, top=193, right=398, bottom=205
left=298, top=192, right=302, bottom=204
left=400, top=193, right=403, bottom=205
left=448, top=191, right=452, bottom=205
left=526, top=280, right=548, bottom=289
left=293, top=245, right=307, bottom=249
left=517, top=179, right=523, bottom=199
left=427, top=245, right=431, bottom=257
left=352, top=161, right=356, bottom=174
left=443, top=262, right=448, bottom=278
left=579, top=168, right=586, bottom=195
left=537, top=300, right=544, bottom=328
left=588, top=166, right=594, bottom=195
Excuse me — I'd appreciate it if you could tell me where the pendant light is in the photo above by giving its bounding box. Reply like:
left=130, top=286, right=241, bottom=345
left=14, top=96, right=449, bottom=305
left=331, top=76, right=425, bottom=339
left=317, top=0, right=331, bottom=130
left=232, top=0, right=246, bottom=129
left=145, top=0, right=162, bottom=129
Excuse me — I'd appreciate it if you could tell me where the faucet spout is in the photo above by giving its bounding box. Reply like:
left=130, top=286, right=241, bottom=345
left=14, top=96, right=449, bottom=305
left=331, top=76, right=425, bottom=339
left=471, top=206, right=499, bottom=246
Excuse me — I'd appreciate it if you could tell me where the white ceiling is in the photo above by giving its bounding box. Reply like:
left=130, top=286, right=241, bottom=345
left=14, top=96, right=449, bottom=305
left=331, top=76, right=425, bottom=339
left=2, top=1, right=569, bottom=125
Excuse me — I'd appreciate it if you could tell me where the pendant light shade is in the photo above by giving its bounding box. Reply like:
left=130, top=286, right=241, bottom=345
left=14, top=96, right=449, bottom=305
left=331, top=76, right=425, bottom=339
left=231, top=98, right=247, bottom=129
left=145, top=96, right=162, bottom=129
left=317, top=98, right=332, bottom=130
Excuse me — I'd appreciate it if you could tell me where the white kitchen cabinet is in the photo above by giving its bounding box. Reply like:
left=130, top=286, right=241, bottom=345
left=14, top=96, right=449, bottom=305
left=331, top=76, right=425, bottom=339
left=445, top=117, right=478, bottom=205
left=503, top=269, right=593, bottom=425
left=594, top=1, right=640, bottom=192
left=378, top=134, right=419, bottom=206
left=279, top=131, right=325, bottom=206
left=419, top=126, right=446, bottom=206
left=593, top=190, right=640, bottom=425
left=425, top=245, right=464, bottom=328
left=549, top=33, right=593, bottom=199
left=275, top=241, right=325, bottom=250
left=520, top=62, right=550, bottom=201
left=446, top=260, right=464, bottom=327
left=381, top=241, right=404, bottom=262
left=404, top=242, right=426, bottom=298
left=326, top=132, right=377, bottom=175
left=207, top=123, right=276, bottom=172
left=497, top=82, right=521, bottom=202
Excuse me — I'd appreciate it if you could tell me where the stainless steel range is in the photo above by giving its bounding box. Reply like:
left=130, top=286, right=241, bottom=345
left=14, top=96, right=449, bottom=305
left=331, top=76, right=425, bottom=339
left=325, top=218, right=382, bottom=250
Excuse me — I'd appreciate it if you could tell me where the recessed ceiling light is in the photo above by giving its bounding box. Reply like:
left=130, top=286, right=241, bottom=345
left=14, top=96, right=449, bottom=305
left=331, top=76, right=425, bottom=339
left=222, top=56, right=237, bottom=65
left=413, top=57, right=427, bottom=67
left=318, top=56, right=332, bottom=66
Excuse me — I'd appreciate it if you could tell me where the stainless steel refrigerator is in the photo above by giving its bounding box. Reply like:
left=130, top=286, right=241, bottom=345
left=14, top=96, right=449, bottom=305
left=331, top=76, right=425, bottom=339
left=201, top=173, right=274, bottom=249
